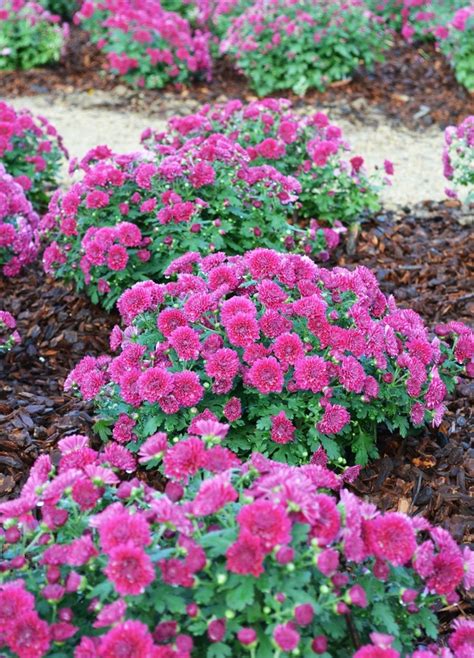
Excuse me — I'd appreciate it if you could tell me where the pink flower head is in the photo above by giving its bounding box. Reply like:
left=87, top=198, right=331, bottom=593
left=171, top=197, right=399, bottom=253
left=226, top=529, right=265, bottom=577
left=248, top=356, right=284, bottom=394
left=273, top=623, right=300, bottom=651
left=271, top=411, right=296, bottom=444
left=237, top=500, right=291, bottom=552
left=367, top=513, right=416, bottom=566
left=104, top=543, right=155, bottom=596
left=99, top=620, right=155, bottom=658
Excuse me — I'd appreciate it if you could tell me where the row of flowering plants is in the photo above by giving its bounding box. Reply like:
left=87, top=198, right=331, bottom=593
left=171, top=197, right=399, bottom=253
left=141, top=97, right=392, bottom=226
left=443, top=115, right=474, bottom=203
left=0, top=309, right=20, bottom=352
left=0, top=101, right=68, bottom=212
left=65, top=249, right=474, bottom=466
left=41, top=135, right=341, bottom=310
left=75, top=0, right=213, bottom=89
left=0, top=164, right=40, bottom=277
left=0, top=0, right=68, bottom=71
left=0, top=424, right=472, bottom=657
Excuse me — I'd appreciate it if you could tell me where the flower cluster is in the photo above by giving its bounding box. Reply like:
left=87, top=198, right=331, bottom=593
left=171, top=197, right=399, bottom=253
left=0, top=164, right=39, bottom=276
left=0, top=101, right=68, bottom=211
left=0, top=428, right=472, bottom=657
left=0, top=309, right=20, bottom=352
left=220, top=0, right=390, bottom=96
left=442, top=115, right=474, bottom=202
left=41, top=140, right=331, bottom=309
left=366, top=1, right=467, bottom=41
left=66, top=248, right=473, bottom=465
left=0, top=0, right=68, bottom=72
left=142, top=97, right=391, bottom=226
left=75, top=0, right=213, bottom=89
left=435, top=4, right=474, bottom=91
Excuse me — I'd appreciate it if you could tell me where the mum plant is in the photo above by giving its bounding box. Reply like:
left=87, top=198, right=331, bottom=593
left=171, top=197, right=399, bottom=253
left=366, top=1, right=467, bottom=41
left=0, top=309, right=20, bottom=352
left=0, top=101, right=68, bottom=211
left=220, top=0, right=391, bottom=96
left=442, top=115, right=474, bottom=203
left=141, top=97, right=391, bottom=226
left=0, top=0, right=68, bottom=71
left=0, top=164, right=40, bottom=276
left=41, top=140, right=331, bottom=310
left=75, top=0, right=212, bottom=89
left=435, top=5, right=474, bottom=91
left=0, top=428, right=472, bottom=657
left=65, top=249, right=474, bottom=465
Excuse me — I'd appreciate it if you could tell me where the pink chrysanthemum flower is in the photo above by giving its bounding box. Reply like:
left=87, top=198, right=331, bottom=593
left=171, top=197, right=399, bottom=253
left=273, top=623, right=300, bottom=652
left=93, top=599, right=127, bottom=629
left=169, top=326, right=201, bottom=361
left=226, top=530, right=265, bottom=577
left=192, top=473, right=238, bottom=516
left=294, top=356, right=329, bottom=393
left=173, top=370, right=204, bottom=407
left=237, top=500, right=291, bottom=552
left=138, top=432, right=169, bottom=464
left=93, top=504, right=152, bottom=553
left=248, top=356, right=284, bottom=394
left=226, top=312, right=260, bottom=347
left=99, top=620, right=155, bottom=658
left=163, top=437, right=206, bottom=483
left=104, top=542, right=155, bottom=596
left=6, top=612, right=51, bottom=658
left=367, top=513, right=416, bottom=567
left=317, top=403, right=350, bottom=435
left=270, top=411, right=296, bottom=444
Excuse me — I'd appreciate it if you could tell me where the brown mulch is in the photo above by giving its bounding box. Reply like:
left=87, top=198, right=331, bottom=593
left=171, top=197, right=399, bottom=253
left=0, top=28, right=472, bottom=130
left=0, top=269, right=116, bottom=499
left=342, top=203, right=474, bottom=548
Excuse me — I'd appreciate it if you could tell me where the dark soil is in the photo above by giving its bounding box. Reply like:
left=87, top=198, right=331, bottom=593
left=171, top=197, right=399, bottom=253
left=0, top=28, right=472, bottom=130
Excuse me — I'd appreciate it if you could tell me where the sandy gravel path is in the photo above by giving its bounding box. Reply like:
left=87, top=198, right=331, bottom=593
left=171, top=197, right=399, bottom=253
left=3, top=92, right=447, bottom=208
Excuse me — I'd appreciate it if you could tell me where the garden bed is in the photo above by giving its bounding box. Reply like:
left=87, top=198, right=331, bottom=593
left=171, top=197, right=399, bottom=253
left=1, top=203, right=472, bottom=544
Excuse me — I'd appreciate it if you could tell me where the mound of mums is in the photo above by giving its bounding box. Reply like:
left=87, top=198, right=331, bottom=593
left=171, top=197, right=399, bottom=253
left=0, top=164, right=39, bottom=276
left=0, top=100, right=68, bottom=211
left=65, top=248, right=474, bottom=465
left=141, top=96, right=391, bottom=228
left=0, top=419, right=473, bottom=658
left=75, top=0, right=212, bottom=89
left=41, top=138, right=334, bottom=310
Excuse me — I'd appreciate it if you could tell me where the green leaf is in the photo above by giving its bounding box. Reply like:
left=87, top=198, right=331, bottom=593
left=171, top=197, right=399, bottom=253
left=207, top=644, right=232, bottom=658
left=225, top=577, right=255, bottom=611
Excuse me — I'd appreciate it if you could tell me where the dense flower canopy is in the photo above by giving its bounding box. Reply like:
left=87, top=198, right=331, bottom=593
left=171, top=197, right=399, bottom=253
left=66, top=248, right=473, bottom=465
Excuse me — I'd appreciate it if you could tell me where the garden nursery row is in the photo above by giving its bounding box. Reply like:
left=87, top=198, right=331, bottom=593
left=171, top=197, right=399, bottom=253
left=0, top=1, right=474, bottom=658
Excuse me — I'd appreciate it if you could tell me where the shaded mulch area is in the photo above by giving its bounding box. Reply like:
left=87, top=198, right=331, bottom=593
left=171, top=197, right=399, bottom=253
left=0, top=269, right=116, bottom=500
left=1, top=28, right=472, bottom=129
left=342, top=203, right=474, bottom=554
